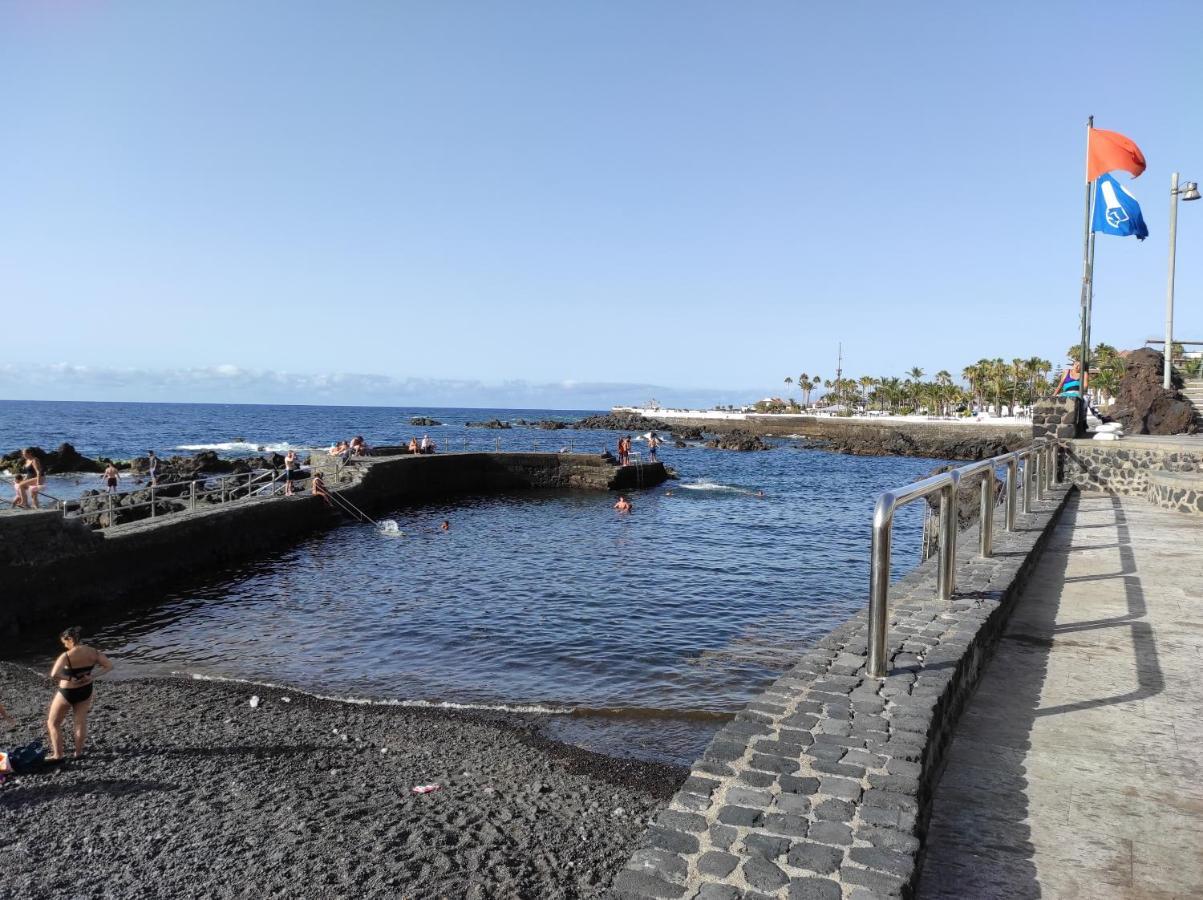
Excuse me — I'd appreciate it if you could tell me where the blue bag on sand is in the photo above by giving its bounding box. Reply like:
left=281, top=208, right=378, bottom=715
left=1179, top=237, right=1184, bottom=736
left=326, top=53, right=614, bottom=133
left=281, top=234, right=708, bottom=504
left=8, top=739, right=48, bottom=773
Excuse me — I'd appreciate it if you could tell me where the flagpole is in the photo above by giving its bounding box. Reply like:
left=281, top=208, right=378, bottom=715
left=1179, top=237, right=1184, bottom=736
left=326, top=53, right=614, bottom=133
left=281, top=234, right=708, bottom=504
left=1086, top=230, right=1096, bottom=384
left=1078, top=115, right=1094, bottom=400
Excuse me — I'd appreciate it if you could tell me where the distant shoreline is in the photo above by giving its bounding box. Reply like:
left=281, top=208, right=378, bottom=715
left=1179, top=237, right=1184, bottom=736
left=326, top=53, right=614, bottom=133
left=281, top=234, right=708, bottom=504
left=612, top=405, right=1030, bottom=428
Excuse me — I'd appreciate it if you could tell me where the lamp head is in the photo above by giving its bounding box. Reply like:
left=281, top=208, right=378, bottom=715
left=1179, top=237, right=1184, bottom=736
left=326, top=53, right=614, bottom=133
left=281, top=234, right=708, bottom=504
left=1182, top=182, right=1201, bottom=201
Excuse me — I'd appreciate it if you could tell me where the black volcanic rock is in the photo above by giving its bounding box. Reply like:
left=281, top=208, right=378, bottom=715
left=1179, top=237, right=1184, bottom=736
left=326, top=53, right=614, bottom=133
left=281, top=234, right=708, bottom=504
left=573, top=413, right=672, bottom=432
left=1102, top=347, right=1196, bottom=435
left=704, top=431, right=772, bottom=451
left=2, top=443, right=106, bottom=475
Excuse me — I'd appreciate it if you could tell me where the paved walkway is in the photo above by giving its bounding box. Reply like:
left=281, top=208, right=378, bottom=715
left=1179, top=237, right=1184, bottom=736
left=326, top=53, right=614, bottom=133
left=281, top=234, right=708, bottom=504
left=919, top=492, right=1203, bottom=899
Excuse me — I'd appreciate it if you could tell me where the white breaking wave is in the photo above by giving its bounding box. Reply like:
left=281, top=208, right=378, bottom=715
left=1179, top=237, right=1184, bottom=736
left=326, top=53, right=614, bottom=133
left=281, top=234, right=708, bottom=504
left=174, top=441, right=302, bottom=453
left=678, top=479, right=756, bottom=494
left=177, top=672, right=574, bottom=715
left=377, top=520, right=404, bottom=536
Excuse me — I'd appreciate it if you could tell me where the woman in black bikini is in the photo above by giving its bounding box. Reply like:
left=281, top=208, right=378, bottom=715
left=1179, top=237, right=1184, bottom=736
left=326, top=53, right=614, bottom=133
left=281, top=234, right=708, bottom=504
left=46, top=626, right=113, bottom=761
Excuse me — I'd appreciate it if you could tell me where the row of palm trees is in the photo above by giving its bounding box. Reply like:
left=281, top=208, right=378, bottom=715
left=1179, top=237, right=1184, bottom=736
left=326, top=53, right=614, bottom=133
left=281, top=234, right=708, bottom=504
left=780, top=357, right=1079, bottom=416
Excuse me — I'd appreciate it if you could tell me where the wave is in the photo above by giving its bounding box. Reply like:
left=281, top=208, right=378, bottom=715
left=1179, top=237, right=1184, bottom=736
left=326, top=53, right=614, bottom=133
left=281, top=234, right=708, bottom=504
left=177, top=672, right=574, bottom=715
left=174, top=673, right=730, bottom=722
left=677, top=479, right=757, bottom=495
left=174, top=441, right=302, bottom=453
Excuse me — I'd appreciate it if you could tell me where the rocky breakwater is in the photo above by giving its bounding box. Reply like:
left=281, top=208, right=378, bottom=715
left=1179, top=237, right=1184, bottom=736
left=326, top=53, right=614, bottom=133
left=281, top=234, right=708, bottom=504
left=575, top=413, right=1028, bottom=461
left=705, top=431, right=772, bottom=452
left=2, top=442, right=108, bottom=475
left=797, top=427, right=1022, bottom=461
left=466, top=418, right=512, bottom=429
left=1102, top=347, right=1197, bottom=435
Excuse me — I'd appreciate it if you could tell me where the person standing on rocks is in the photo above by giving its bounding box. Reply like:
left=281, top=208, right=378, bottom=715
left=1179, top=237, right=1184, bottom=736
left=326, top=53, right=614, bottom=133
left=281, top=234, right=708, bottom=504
left=282, top=449, right=300, bottom=496
left=146, top=450, right=160, bottom=486
left=46, top=626, right=113, bottom=761
left=647, top=432, right=661, bottom=462
left=103, top=463, right=120, bottom=494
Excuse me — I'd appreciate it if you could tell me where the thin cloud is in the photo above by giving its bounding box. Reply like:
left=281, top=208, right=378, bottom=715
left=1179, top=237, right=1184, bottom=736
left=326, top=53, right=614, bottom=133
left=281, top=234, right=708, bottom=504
left=0, top=363, right=758, bottom=410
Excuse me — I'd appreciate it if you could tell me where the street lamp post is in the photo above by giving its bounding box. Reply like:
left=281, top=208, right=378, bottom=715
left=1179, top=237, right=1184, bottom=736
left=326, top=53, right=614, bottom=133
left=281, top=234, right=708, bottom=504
left=1164, top=172, right=1201, bottom=389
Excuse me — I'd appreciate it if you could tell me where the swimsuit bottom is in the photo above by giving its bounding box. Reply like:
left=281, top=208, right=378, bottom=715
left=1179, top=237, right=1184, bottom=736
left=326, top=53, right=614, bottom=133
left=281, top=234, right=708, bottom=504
left=59, top=683, right=93, bottom=705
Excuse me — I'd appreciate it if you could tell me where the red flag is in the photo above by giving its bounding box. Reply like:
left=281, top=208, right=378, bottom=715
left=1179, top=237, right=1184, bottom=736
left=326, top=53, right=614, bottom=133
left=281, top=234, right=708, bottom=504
left=1087, top=128, right=1146, bottom=181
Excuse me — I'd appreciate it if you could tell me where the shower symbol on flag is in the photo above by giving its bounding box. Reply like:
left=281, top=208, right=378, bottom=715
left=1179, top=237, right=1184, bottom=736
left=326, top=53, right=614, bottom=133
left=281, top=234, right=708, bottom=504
left=1100, top=180, right=1130, bottom=228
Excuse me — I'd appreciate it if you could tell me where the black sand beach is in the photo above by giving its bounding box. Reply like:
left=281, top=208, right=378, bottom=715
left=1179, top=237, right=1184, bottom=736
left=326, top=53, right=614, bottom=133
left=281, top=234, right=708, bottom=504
left=0, top=663, right=683, bottom=899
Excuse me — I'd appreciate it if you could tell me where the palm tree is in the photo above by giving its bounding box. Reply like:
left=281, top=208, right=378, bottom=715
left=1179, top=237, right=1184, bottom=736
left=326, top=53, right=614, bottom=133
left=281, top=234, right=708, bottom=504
left=905, top=367, right=925, bottom=408
left=1010, top=358, right=1026, bottom=414
left=988, top=358, right=1009, bottom=412
left=784, top=376, right=793, bottom=398
left=797, top=373, right=809, bottom=407
left=859, top=376, right=876, bottom=411
left=1025, top=356, right=1050, bottom=406
left=880, top=376, right=903, bottom=413
left=810, top=376, right=822, bottom=407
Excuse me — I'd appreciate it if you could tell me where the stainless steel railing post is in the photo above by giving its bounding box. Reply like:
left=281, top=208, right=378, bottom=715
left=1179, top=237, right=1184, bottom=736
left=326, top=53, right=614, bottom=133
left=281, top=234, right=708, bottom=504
left=979, top=468, right=994, bottom=557
left=1005, top=455, right=1017, bottom=531
left=867, top=492, right=895, bottom=678
left=190, top=480, right=197, bottom=511
left=150, top=483, right=156, bottom=519
left=106, top=493, right=114, bottom=528
left=1035, top=446, right=1045, bottom=500
left=937, top=473, right=958, bottom=601
left=1022, top=449, right=1034, bottom=513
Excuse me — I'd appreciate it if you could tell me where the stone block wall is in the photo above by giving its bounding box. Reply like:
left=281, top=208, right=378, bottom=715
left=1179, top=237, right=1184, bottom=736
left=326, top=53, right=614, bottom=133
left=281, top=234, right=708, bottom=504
left=1031, top=398, right=1084, bottom=441
left=1063, top=440, right=1203, bottom=499
left=612, top=485, right=1072, bottom=900
left=1147, top=470, right=1203, bottom=516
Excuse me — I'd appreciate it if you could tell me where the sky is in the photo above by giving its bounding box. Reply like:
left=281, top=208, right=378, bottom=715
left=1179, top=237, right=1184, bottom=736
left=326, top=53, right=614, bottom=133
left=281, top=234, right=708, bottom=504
left=2, top=1, right=1200, bottom=408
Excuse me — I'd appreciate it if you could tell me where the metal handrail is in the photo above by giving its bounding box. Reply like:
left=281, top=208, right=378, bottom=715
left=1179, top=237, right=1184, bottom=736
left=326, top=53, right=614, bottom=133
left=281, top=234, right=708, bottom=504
left=867, top=438, right=1056, bottom=677
left=61, top=468, right=289, bottom=526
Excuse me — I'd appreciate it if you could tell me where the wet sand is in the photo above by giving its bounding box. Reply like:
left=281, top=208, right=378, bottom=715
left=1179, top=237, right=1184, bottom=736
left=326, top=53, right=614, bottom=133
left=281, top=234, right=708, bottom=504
left=0, top=663, right=683, bottom=899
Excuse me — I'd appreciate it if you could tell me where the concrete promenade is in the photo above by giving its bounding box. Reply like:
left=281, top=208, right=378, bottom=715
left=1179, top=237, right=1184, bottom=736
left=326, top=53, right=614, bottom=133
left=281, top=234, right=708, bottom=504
left=919, top=492, right=1203, bottom=898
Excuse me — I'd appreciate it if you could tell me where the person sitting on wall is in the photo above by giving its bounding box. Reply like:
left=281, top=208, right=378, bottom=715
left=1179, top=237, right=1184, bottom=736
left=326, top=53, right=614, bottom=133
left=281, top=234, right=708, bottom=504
left=1056, top=360, right=1085, bottom=398
left=311, top=471, right=333, bottom=506
left=349, top=436, right=368, bottom=456
left=407, top=437, right=420, bottom=454
left=420, top=434, right=436, bottom=454
left=328, top=441, right=348, bottom=457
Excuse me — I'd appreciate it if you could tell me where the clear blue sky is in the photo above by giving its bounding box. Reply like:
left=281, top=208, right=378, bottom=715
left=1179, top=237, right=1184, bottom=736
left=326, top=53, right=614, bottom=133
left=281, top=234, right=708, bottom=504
left=2, top=2, right=1200, bottom=407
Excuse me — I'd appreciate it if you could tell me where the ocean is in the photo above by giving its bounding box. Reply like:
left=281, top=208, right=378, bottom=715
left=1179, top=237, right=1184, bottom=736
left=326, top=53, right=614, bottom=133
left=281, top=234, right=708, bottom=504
left=1, top=399, right=945, bottom=764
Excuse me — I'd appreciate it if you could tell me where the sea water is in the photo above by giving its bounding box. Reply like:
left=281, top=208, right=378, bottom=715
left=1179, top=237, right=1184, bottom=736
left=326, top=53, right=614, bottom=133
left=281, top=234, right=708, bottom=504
left=1, top=400, right=944, bottom=764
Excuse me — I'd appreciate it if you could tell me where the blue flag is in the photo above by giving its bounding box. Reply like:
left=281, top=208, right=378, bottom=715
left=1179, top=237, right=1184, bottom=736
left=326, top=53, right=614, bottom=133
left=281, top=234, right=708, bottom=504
left=1093, top=173, right=1149, bottom=240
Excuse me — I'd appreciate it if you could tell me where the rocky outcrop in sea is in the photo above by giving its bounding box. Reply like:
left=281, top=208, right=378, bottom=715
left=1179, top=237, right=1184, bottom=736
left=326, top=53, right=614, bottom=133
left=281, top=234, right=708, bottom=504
left=2, top=442, right=107, bottom=475
left=704, top=431, right=772, bottom=451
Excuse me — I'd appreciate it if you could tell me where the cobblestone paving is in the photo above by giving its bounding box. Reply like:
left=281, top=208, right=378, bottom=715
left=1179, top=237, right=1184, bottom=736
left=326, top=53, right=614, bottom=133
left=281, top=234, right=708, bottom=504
left=612, top=486, right=1072, bottom=900
left=919, top=492, right=1203, bottom=899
